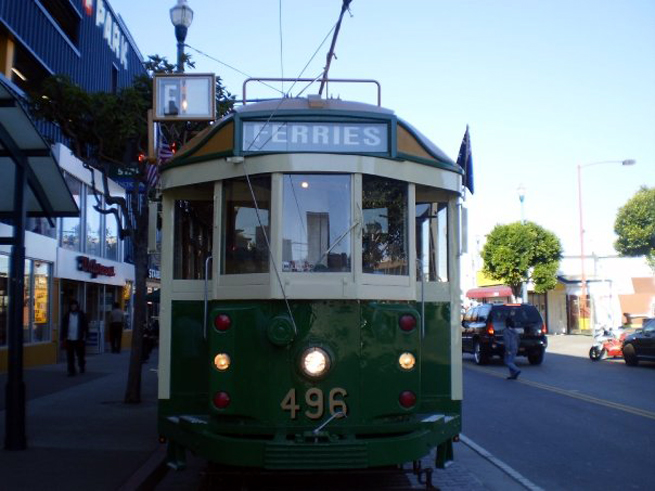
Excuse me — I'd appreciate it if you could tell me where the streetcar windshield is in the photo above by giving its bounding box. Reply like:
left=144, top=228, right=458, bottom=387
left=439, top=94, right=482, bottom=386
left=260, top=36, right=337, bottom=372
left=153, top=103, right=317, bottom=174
left=282, top=174, right=351, bottom=272
left=362, top=175, right=408, bottom=275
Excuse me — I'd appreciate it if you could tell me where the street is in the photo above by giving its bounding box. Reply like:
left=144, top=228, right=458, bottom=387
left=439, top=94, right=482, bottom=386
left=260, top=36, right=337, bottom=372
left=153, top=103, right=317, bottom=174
left=462, top=335, right=655, bottom=490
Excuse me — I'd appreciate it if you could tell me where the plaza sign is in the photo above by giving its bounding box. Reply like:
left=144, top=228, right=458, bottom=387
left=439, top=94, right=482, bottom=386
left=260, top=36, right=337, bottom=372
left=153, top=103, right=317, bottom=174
left=84, top=0, right=130, bottom=70
left=242, top=122, right=388, bottom=153
left=153, top=74, right=216, bottom=121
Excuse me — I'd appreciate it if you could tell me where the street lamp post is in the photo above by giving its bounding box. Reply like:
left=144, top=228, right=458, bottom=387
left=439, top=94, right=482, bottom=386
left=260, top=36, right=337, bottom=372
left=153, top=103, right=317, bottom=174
left=577, top=159, right=636, bottom=332
left=170, top=0, right=194, bottom=73
left=517, top=184, right=528, bottom=303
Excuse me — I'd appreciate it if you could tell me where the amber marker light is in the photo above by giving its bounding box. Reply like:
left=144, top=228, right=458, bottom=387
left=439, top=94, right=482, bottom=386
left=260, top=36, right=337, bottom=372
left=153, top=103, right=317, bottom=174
left=214, top=353, right=231, bottom=371
left=398, top=352, right=416, bottom=370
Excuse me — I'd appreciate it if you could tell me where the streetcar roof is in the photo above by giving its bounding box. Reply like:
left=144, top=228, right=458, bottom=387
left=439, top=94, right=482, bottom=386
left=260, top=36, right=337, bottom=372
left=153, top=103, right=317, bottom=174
left=165, top=97, right=459, bottom=173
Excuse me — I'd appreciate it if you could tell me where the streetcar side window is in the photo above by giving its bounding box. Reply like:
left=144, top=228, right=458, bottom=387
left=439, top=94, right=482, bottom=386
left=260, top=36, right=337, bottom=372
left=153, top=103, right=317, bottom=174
left=173, top=199, right=213, bottom=280
left=362, top=175, right=408, bottom=275
left=416, top=201, right=448, bottom=282
left=222, top=175, right=271, bottom=274
left=282, top=174, right=352, bottom=273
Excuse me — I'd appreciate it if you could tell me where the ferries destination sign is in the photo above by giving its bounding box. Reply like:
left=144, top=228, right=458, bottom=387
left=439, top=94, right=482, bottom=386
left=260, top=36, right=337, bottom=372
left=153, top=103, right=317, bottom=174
left=242, top=122, right=388, bottom=154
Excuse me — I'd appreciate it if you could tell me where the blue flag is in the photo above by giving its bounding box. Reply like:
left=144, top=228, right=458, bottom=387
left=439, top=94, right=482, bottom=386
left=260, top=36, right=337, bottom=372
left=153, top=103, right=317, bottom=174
left=456, top=126, right=474, bottom=194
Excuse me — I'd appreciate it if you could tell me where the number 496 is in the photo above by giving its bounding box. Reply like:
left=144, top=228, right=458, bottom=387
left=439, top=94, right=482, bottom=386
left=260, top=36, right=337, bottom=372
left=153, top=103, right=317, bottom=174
left=280, top=387, right=348, bottom=420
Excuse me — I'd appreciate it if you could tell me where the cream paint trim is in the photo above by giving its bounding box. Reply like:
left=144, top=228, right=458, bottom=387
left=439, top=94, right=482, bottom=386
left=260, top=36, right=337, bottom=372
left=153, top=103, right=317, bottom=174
left=450, top=199, right=463, bottom=400
left=162, top=154, right=461, bottom=193
left=158, top=194, right=175, bottom=399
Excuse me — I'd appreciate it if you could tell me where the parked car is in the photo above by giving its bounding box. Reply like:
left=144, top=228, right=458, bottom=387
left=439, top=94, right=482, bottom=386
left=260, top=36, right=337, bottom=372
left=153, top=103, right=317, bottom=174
left=622, top=318, right=655, bottom=366
left=462, top=303, right=548, bottom=365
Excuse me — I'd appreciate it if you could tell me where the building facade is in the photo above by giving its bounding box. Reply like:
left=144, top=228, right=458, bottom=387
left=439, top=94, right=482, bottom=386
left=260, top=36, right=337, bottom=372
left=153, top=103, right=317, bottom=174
left=0, top=0, right=147, bottom=370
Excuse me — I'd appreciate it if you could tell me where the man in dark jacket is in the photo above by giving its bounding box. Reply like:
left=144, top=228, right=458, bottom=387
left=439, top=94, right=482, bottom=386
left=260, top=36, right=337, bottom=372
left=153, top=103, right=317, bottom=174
left=504, top=316, right=521, bottom=380
left=61, top=300, right=89, bottom=376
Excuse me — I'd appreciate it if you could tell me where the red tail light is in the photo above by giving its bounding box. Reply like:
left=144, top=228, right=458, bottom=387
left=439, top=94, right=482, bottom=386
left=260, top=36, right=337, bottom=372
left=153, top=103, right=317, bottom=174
left=541, top=324, right=547, bottom=335
left=399, top=314, right=417, bottom=332
left=214, top=314, right=231, bottom=332
left=213, top=391, right=231, bottom=409
left=487, top=322, right=495, bottom=336
left=399, top=390, right=417, bottom=408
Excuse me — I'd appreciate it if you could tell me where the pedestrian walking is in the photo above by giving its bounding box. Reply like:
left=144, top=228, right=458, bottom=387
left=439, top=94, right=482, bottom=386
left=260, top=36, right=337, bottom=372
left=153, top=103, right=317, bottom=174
left=108, top=302, right=125, bottom=353
left=61, top=300, right=89, bottom=376
left=504, top=316, right=521, bottom=380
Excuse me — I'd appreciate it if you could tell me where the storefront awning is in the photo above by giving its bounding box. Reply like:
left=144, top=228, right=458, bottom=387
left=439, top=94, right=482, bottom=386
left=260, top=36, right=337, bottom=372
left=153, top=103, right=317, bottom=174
left=0, top=79, right=79, bottom=221
left=466, top=285, right=513, bottom=299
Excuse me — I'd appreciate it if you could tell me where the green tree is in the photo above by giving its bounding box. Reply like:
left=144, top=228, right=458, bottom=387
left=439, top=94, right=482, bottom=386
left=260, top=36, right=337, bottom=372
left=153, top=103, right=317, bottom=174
left=614, top=186, right=655, bottom=271
left=30, top=56, right=234, bottom=403
left=481, top=221, right=563, bottom=300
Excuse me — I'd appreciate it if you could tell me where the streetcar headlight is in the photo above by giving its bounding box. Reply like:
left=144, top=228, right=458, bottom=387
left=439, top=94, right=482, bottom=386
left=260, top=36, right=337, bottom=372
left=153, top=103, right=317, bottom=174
left=214, top=353, right=231, bottom=371
left=398, top=352, right=416, bottom=370
left=300, top=347, right=330, bottom=378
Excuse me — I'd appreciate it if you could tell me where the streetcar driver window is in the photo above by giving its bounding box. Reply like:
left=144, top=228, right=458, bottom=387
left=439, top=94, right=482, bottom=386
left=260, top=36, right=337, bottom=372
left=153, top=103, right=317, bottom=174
left=173, top=198, right=213, bottom=280
left=222, top=175, right=271, bottom=274
left=282, top=174, right=351, bottom=272
left=362, top=175, right=408, bottom=275
left=416, top=200, right=448, bottom=282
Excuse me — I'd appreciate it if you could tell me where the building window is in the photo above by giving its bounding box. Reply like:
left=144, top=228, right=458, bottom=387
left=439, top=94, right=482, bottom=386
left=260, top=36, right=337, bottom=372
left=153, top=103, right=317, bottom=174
left=27, top=217, right=57, bottom=239
left=61, top=174, right=82, bottom=251
left=282, top=174, right=351, bottom=272
left=105, top=211, right=119, bottom=261
left=173, top=198, right=213, bottom=280
left=111, top=64, right=119, bottom=94
left=362, top=175, right=408, bottom=275
left=86, top=187, right=102, bottom=256
left=9, top=40, right=50, bottom=95
left=36, top=0, right=81, bottom=45
left=222, top=176, right=271, bottom=275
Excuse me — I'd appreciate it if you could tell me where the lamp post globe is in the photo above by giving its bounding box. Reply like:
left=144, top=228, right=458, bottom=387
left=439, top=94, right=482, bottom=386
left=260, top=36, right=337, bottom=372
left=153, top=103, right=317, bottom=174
left=170, top=0, right=194, bottom=73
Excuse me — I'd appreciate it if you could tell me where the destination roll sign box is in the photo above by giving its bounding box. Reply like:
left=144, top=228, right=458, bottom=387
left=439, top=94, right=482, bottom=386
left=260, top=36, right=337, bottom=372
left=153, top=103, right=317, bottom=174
left=242, top=122, right=388, bottom=153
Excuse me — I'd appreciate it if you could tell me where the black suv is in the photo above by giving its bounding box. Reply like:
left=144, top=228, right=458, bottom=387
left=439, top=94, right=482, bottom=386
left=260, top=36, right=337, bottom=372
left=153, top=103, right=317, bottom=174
left=622, top=318, right=655, bottom=366
left=462, top=303, right=548, bottom=365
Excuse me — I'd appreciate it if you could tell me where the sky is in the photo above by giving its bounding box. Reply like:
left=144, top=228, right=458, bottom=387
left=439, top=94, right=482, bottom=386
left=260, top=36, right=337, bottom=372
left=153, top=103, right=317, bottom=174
left=109, top=0, right=655, bottom=266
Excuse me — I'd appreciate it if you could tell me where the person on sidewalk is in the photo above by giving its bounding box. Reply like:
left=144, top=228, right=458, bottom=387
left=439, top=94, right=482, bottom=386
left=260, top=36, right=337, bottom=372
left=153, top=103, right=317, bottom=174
left=61, top=300, right=89, bottom=376
left=108, top=302, right=125, bottom=353
left=504, top=316, right=521, bottom=380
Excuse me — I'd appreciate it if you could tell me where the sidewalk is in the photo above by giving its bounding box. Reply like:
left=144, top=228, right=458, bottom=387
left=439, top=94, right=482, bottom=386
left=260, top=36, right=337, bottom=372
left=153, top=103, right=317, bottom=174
left=0, top=350, right=162, bottom=491
left=1, top=347, right=535, bottom=490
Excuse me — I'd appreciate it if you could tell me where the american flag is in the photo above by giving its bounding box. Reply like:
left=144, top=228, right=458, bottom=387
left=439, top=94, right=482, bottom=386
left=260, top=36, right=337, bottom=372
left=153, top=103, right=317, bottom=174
left=147, top=132, right=175, bottom=188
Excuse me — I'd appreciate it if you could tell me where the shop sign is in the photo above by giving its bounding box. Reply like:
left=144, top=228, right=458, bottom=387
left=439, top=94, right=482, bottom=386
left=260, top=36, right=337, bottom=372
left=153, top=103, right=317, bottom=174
left=242, top=122, right=388, bottom=154
left=77, top=256, right=116, bottom=278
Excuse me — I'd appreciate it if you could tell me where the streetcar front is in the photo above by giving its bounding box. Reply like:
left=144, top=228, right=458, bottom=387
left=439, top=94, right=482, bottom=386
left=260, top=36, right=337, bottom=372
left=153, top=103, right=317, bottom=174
left=157, top=95, right=464, bottom=470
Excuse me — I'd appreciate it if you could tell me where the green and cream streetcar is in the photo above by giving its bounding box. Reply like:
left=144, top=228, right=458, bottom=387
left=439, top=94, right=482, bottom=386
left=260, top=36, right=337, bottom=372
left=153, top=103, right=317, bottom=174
left=157, top=81, right=465, bottom=474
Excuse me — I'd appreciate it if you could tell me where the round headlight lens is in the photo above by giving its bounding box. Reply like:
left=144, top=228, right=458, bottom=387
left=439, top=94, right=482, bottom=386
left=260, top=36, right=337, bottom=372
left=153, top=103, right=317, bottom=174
left=214, top=353, right=231, bottom=371
left=301, top=347, right=330, bottom=378
left=399, top=352, right=416, bottom=370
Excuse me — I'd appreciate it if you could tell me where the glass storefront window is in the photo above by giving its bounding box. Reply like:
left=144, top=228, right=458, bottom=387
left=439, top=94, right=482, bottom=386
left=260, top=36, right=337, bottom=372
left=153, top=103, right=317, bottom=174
left=282, top=174, right=351, bottom=272
left=23, top=259, right=31, bottom=343
left=61, top=174, right=82, bottom=251
left=105, top=212, right=119, bottom=261
left=173, top=199, right=213, bottom=279
left=32, top=261, right=51, bottom=342
left=86, top=187, right=102, bottom=256
left=222, top=176, right=271, bottom=275
left=416, top=200, right=448, bottom=282
left=0, top=255, right=8, bottom=346
left=362, top=175, right=408, bottom=275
